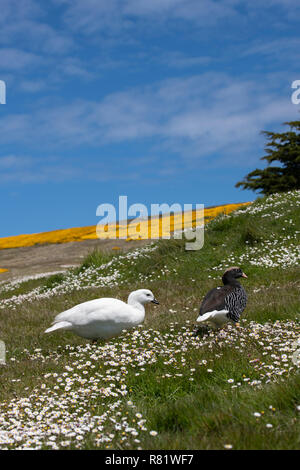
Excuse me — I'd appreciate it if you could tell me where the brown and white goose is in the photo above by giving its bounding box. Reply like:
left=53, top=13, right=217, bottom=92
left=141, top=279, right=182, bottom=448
left=195, top=267, right=248, bottom=330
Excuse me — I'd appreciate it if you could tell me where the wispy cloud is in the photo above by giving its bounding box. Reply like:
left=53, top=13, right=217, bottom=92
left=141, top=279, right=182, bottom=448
left=55, top=0, right=240, bottom=35
left=0, top=1, right=299, bottom=182
left=0, top=0, right=71, bottom=53
left=158, top=51, right=212, bottom=69
left=1, top=1, right=297, bottom=96
left=54, top=0, right=300, bottom=38
left=243, top=37, right=300, bottom=61
left=1, top=73, right=298, bottom=172
left=0, top=48, right=42, bottom=71
left=0, top=0, right=78, bottom=92
left=18, top=79, right=47, bottom=93
left=0, top=153, right=147, bottom=183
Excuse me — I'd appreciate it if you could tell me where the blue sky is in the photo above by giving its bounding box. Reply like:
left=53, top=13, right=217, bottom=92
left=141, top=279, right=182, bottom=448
left=0, top=0, right=299, bottom=237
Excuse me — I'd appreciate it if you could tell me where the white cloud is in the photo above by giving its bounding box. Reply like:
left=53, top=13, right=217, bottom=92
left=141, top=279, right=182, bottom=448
left=0, top=0, right=74, bottom=61
left=158, top=51, right=212, bottom=68
left=0, top=70, right=298, bottom=184
left=0, top=153, right=144, bottom=183
left=0, top=73, right=298, bottom=168
left=55, top=0, right=240, bottom=35
left=0, top=48, right=42, bottom=70
left=54, top=0, right=299, bottom=37
left=57, top=58, right=94, bottom=80
left=0, top=0, right=297, bottom=93
left=0, top=2, right=94, bottom=91
left=243, top=38, right=300, bottom=62
left=19, top=80, right=47, bottom=93
left=23, top=22, right=74, bottom=55
left=0, top=155, right=29, bottom=169
left=0, top=0, right=41, bottom=25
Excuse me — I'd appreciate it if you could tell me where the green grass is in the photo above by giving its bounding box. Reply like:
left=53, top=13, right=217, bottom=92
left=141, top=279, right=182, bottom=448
left=74, top=249, right=115, bottom=274
left=0, top=190, right=299, bottom=450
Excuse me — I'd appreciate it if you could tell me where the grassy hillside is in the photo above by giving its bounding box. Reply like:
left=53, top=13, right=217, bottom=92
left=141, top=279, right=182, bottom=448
left=0, top=190, right=299, bottom=450
left=0, top=202, right=248, bottom=251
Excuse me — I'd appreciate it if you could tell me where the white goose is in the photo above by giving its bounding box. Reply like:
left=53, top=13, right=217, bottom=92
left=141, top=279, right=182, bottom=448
left=45, top=289, right=159, bottom=341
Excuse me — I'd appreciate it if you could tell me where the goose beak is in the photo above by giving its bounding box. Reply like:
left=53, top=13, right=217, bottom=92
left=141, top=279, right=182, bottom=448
left=242, top=272, right=248, bottom=278
left=151, top=298, right=159, bottom=305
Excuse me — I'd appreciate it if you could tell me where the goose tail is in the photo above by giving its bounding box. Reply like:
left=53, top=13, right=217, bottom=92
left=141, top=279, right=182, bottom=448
left=196, top=312, right=214, bottom=323
left=45, top=321, right=72, bottom=334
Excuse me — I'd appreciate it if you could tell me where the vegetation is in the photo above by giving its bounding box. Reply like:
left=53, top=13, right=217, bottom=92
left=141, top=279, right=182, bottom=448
left=236, top=121, right=300, bottom=195
left=0, top=191, right=299, bottom=450
left=0, top=202, right=248, bottom=251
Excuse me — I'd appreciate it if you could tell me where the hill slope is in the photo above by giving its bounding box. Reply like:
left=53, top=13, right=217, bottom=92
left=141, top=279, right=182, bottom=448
left=0, top=190, right=299, bottom=450
left=0, top=202, right=249, bottom=282
left=0, top=202, right=248, bottom=250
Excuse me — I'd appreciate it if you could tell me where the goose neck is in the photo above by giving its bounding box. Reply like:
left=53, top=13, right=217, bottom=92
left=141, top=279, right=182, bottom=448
left=128, top=299, right=145, bottom=313
left=222, top=277, right=241, bottom=288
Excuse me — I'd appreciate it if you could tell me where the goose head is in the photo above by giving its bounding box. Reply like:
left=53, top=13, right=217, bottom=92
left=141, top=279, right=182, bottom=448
left=128, top=289, right=159, bottom=306
left=222, top=266, right=247, bottom=285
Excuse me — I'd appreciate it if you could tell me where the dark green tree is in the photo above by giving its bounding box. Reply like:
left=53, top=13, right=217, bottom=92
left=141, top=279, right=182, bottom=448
left=236, top=120, right=300, bottom=195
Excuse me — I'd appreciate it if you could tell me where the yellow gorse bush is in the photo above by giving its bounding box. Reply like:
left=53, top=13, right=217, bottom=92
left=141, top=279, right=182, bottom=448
left=0, top=202, right=250, bottom=251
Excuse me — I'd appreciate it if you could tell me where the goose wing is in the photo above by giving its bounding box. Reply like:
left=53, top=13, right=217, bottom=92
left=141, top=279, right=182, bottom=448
left=199, top=285, right=234, bottom=316
left=53, top=298, right=131, bottom=326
